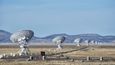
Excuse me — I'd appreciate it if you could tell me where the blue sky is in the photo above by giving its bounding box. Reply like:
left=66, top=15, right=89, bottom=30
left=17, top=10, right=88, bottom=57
left=0, top=0, right=115, bottom=37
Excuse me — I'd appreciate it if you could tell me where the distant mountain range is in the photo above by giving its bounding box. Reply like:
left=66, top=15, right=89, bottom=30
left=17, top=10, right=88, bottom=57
left=0, top=30, right=11, bottom=43
left=0, top=30, right=115, bottom=44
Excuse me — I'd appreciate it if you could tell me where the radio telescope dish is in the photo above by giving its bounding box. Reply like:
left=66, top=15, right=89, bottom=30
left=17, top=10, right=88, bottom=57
left=10, top=30, right=34, bottom=56
left=10, top=30, right=34, bottom=43
left=74, top=38, right=81, bottom=46
left=52, top=36, right=65, bottom=49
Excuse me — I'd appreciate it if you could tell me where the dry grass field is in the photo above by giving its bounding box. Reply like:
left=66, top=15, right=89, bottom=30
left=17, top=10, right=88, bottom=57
left=0, top=45, right=115, bottom=65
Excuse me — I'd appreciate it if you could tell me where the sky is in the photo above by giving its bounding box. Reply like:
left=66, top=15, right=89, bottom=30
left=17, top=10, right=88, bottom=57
left=0, top=0, right=115, bottom=37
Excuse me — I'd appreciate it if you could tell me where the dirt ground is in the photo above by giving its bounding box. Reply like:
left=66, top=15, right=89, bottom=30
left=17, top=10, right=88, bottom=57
left=0, top=45, right=115, bottom=65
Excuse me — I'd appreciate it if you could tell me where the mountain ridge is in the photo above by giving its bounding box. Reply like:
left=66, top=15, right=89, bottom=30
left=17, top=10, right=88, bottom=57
left=0, top=30, right=115, bottom=43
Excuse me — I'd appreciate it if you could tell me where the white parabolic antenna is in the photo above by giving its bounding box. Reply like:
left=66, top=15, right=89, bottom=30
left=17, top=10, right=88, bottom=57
left=52, top=36, right=65, bottom=49
left=74, top=38, right=81, bottom=46
left=10, top=30, right=34, bottom=56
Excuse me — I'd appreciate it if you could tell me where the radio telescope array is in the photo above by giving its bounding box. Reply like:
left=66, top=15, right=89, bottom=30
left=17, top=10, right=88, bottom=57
left=10, top=30, right=34, bottom=56
left=52, top=36, right=65, bottom=49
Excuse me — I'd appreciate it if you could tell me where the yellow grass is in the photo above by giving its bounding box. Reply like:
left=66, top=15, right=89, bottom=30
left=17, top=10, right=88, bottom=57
left=0, top=60, right=115, bottom=65
left=0, top=45, right=115, bottom=65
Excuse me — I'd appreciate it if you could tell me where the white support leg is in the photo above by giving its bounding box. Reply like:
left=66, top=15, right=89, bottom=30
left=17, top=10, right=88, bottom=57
left=57, top=44, right=62, bottom=49
left=19, top=45, right=29, bottom=56
left=18, top=40, right=30, bottom=56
